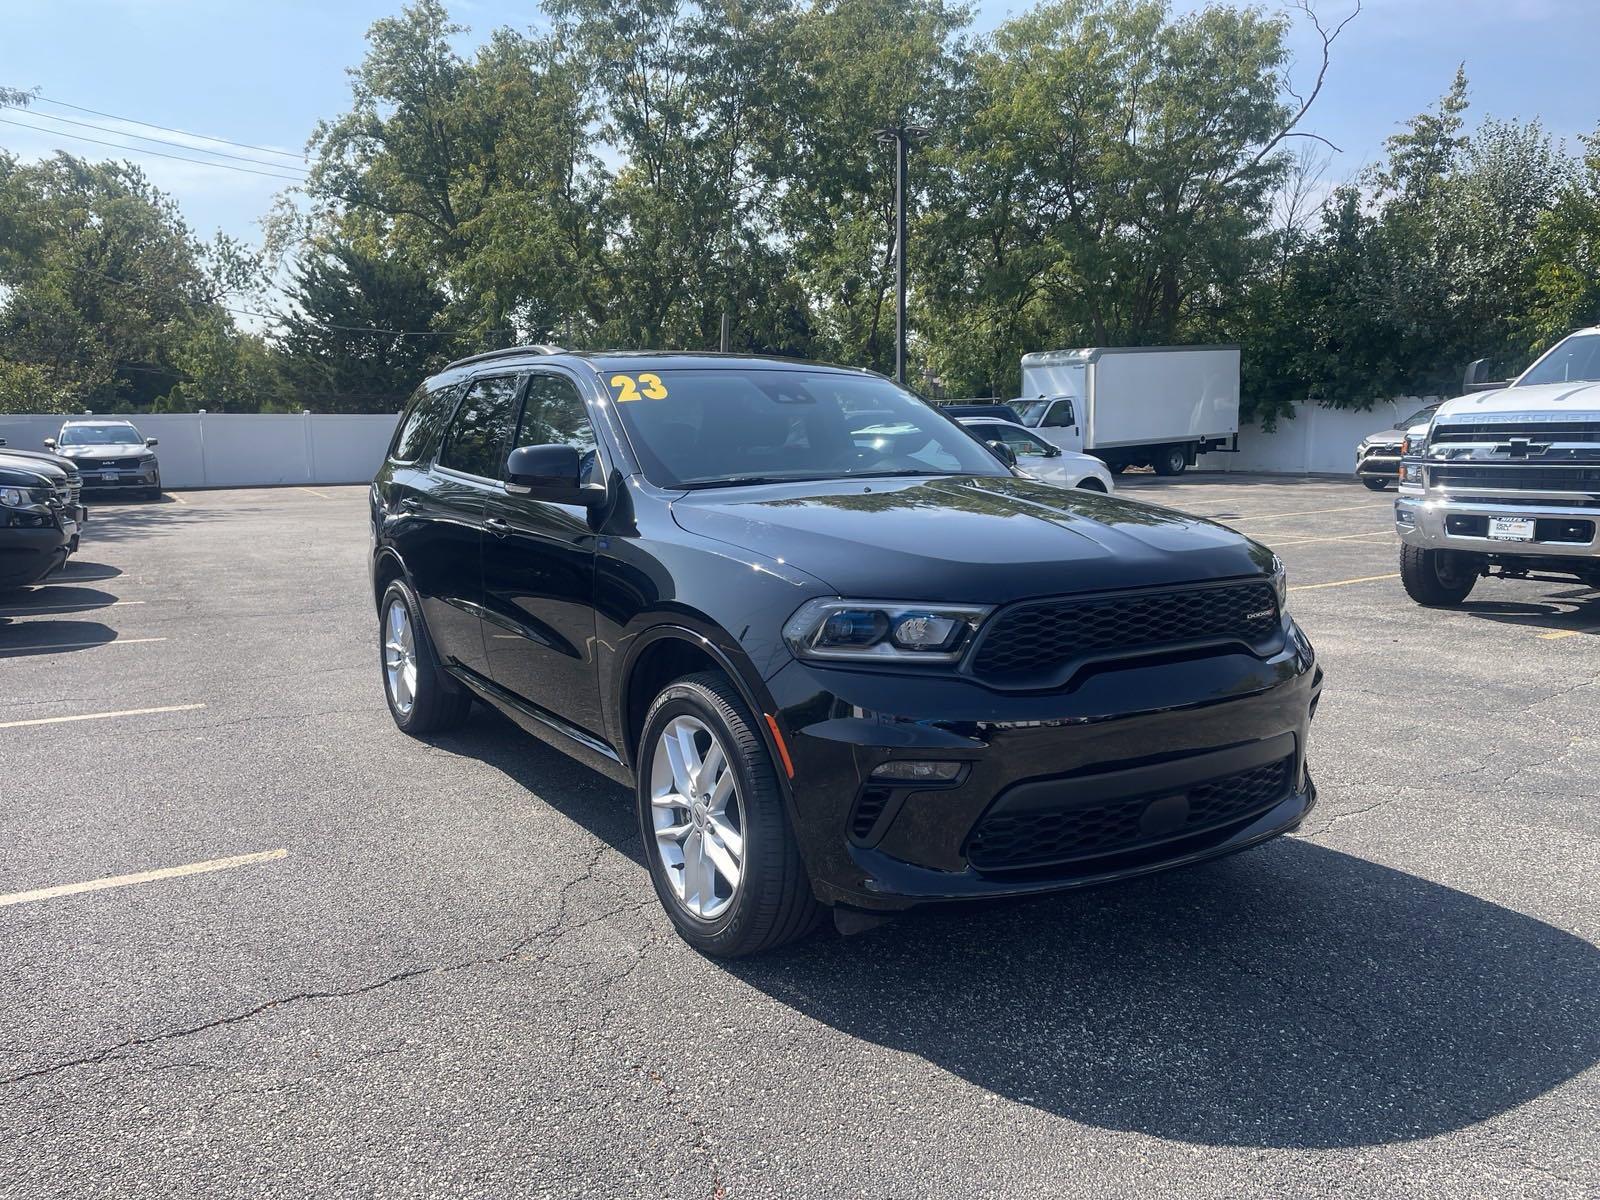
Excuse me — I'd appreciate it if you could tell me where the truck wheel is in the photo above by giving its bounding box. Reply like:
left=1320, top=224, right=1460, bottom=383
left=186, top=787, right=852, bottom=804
left=1399, top=544, right=1477, bottom=606
left=1361, top=477, right=1389, bottom=491
left=1153, top=446, right=1187, bottom=476
left=637, top=671, right=821, bottom=958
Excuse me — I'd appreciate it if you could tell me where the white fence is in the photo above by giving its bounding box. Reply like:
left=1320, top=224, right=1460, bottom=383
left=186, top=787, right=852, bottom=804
left=1197, top=397, right=1442, bottom=476
left=0, top=411, right=400, bottom=490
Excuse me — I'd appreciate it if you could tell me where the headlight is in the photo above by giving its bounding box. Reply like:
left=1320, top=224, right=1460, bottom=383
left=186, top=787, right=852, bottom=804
left=0, top=486, right=47, bottom=507
left=1401, top=431, right=1427, bottom=455
left=1270, top=555, right=1288, bottom=615
left=782, top=598, right=991, bottom=663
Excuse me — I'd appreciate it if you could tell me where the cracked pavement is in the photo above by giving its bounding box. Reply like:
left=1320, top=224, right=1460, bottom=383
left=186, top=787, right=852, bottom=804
left=0, top=478, right=1596, bottom=1198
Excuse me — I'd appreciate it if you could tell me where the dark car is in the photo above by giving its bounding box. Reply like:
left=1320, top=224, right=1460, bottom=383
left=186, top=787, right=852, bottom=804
left=45, top=419, right=161, bottom=499
left=0, top=452, right=79, bottom=591
left=370, top=349, right=1322, bottom=956
left=1355, top=403, right=1439, bottom=490
left=0, top=437, right=86, bottom=526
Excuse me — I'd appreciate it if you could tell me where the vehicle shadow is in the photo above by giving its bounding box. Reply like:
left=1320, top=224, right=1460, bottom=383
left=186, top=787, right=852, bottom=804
left=71, top=501, right=222, bottom=543
left=0, top=619, right=119, bottom=655
left=0, top=584, right=120, bottom=617
left=433, top=711, right=1599, bottom=1151
left=49, top=561, right=124, bottom=585
left=1446, top=591, right=1600, bottom=635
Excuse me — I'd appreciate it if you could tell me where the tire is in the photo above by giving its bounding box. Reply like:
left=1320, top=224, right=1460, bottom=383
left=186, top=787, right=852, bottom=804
left=378, top=577, right=472, bottom=734
left=636, top=671, right=821, bottom=957
left=1153, top=445, right=1187, bottom=476
left=1399, top=543, right=1477, bottom=606
left=1076, top=478, right=1106, bottom=493
left=1361, top=477, right=1389, bottom=491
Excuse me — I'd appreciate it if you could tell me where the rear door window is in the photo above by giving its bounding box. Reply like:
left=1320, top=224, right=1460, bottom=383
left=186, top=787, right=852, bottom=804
left=439, top=375, right=524, bottom=479
left=391, top=381, right=462, bottom=463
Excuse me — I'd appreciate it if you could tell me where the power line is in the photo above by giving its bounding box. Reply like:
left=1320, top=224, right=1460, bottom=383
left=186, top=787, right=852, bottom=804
left=0, top=115, right=304, bottom=182
left=34, top=94, right=306, bottom=162
left=3, top=105, right=308, bottom=174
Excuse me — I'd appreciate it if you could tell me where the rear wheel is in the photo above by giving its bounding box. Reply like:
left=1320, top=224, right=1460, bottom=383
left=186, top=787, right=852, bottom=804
left=1399, top=543, right=1477, bottom=606
left=1153, top=445, right=1188, bottom=476
left=637, top=671, right=820, bottom=957
left=1076, top=478, right=1106, bottom=493
left=1361, top=477, right=1389, bottom=491
left=379, top=578, right=472, bottom=734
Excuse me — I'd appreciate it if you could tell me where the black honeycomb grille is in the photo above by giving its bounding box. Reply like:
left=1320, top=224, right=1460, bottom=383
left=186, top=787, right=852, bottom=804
left=969, top=581, right=1280, bottom=685
left=966, top=755, right=1294, bottom=872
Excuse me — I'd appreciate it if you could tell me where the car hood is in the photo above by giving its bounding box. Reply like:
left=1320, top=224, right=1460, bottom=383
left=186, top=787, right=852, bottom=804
left=669, top=474, right=1272, bottom=603
left=1436, top=382, right=1600, bottom=424
left=0, top=453, right=67, bottom=486
left=1361, top=429, right=1406, bottom=448
left=63, top=443, right=150, bottom=459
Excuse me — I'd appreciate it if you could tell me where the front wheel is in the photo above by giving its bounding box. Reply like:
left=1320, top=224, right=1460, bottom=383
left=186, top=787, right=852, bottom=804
left=1153, top=445, right=1188, bottom=476
left=637, top=671, right=820, bottom=957
left=1361, top=477, right=1389, bottom=491
left=1399, top=543, right=1477, bottom=606
left=378, top=578, right=472, bottom=734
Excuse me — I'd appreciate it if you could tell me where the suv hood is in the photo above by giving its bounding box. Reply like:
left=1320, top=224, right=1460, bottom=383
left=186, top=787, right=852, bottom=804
left=62, top=442, right=149, bottom=459
left=0, top=452, right=67, bottom=486
left=1436, top=381, right=1600, bottom=423
left=670, top=474, right=1271, bottom=603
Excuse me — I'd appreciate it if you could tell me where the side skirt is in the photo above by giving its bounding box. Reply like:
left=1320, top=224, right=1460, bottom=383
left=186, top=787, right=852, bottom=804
left=446, top=665, right=633, bottom=788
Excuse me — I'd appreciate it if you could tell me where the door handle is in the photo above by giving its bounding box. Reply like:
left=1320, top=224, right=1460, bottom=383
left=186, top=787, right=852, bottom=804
left=485, top=516, right=511, bottom=537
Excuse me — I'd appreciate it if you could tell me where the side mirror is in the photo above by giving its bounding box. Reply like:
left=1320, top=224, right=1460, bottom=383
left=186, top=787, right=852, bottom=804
left=145, top=437, right=159, bottom=447
left=505, top=444, right=605, bottom=507
left=43, top=438, right=56, bottom=449
left=1045, top=444, right=1063, bottom=457
left=986, top=439, right=1018, bottom=468
left=1463, top=358, right=1506, bottom=393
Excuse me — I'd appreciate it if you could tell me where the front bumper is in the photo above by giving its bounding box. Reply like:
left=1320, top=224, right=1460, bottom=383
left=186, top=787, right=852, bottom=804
left=1355, top=449, right=1401, bottom=479
left=77, top=464, right=159, bottom=492
left=0, top=525, right=72, bottom=589
left=1394, top=493, right=1599, bottom=558
left=768, top=623, right=1321, bottom=911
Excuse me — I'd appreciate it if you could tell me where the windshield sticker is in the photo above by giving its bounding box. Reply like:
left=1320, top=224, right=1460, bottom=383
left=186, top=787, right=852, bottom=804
left=610, top=373, right=669, bottom=402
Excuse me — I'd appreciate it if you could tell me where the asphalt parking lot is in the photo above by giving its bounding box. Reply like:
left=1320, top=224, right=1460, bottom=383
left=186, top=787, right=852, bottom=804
left=1, top=475, right=1595, bottom=1199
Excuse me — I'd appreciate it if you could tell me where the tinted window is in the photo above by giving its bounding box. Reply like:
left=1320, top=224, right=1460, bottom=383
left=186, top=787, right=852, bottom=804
left=609, top=368, right=1006, bottom=488
left=1517, top=333, right=1600, bottom=386
left=1042, top=400, right=1076, bottom=428
left=515, top=374, right=598, bottom=483
left=439, top=375, right=523, bottom=478
left=391, top=381, right=462, bottom=463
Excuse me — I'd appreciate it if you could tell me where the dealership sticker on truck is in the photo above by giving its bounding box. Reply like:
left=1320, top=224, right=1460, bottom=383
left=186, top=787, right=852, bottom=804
left=1488, top=516, right=1536, bottom=541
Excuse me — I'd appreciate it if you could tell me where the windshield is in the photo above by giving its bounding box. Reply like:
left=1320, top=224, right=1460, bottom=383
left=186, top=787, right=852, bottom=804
left=60, top=423, right=142, bottom=446
left=1015, top=400, right=1049, bottom=426
left=609, top=368, right=1007, bottom=488
left=1517, top=333, right=1600, bottom=387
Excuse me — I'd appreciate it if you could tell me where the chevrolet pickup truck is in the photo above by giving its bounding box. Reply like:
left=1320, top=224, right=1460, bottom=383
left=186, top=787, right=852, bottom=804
left=1395, top=328, right=1600, bottom=604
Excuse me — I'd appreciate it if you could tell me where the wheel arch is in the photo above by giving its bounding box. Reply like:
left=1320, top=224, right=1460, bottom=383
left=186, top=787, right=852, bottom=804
left=372, top=547, right=409, bottom=611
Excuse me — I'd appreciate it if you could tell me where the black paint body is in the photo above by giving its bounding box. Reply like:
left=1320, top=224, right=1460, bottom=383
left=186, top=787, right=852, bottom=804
left=371, top=352, right=1321, bottom=913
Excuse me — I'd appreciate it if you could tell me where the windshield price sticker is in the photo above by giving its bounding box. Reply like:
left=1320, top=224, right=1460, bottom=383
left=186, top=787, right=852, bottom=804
left=610, top=373, right=669, bottom=402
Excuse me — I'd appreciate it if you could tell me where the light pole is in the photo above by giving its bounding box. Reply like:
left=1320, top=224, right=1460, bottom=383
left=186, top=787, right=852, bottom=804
left=875, top=124, right=931, bottom=384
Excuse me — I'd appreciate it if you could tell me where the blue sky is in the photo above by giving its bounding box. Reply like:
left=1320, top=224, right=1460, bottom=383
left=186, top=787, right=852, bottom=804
left=2, top=0, right=1596, bottom=261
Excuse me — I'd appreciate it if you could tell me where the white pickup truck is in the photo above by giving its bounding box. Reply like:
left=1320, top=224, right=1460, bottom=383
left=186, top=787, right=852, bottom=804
left=1013, top=345, right=1240, bottom=476
left=1395, top=327, right=1600, bottom=604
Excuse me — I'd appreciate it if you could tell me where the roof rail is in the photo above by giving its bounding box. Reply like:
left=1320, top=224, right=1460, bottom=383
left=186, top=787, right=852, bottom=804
left=442, top=344, right=563, bottom=372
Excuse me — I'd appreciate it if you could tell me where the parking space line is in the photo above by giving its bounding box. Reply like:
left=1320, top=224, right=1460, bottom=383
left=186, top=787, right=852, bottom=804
left=168, top=493, right=187, bottom=504
left=0, top=599, right=146, bottom=616
left=302, top=487, right=335, bottom=499
left=1269, top=530, right=1394, bottom=548
left=1288, top=572, right=1401, bottom=592
left=0, top=637, right=167, bottom=655
left=0, top=702, right=204, bottom=730
left=1224, top=502, right=1391, bottom=523
left=0, top=848, right=288, bottom=909
left=1538, top=625, right=1600, bottom=640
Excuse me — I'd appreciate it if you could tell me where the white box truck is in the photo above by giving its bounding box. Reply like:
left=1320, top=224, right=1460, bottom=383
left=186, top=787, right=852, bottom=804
left=1014, top=345, right=1240, bottom=476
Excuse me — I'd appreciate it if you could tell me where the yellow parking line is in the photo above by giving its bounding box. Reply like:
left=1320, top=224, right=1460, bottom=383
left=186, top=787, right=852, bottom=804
left=167, top=493, right=187, bottom=504
left=1288, top=572, right=1400, bottom=592
left=1225, top=503, right=1391, bottom=523
left=0, top=637, right=167, bottom=655
left=303, top=487, right=334, bottom=499
left=1270, top=530, right=1395, bottom=548
left=0, top=848, right=288, bottom=909
left=0, top=702, right=204, bottom=730
left=1538, top=626, right=1600, bottom=641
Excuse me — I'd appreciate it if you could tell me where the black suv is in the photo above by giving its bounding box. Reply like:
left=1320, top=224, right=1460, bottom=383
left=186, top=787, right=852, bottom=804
left=371, top=349, right=1322, bottom=956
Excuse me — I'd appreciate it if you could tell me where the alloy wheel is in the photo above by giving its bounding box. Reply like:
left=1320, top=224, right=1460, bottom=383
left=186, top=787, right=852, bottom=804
left=383, top=598, right=418, bottom=716
left=649, top=715, right=746, bottom=920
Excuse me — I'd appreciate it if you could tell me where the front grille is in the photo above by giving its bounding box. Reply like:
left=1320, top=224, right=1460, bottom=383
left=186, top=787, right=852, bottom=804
left=1432, top=464, right=1600, bottom=491
left=88, top=458, right=141, bottom=471
left=966, top=755, right=1294, bottom=872
left=1433, top=422, right=1600, bottom=443
left=969, top=581, right=1280, bottom=686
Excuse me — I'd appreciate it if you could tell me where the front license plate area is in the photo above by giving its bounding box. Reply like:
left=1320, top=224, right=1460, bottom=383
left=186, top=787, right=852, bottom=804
left=101, top=473, right=118, bottom=484
left=1487, top=516, right=1535, bottom=542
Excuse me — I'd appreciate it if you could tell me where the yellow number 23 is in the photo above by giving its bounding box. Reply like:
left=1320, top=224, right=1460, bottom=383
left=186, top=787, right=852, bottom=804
left=610, top=372, right=668, bottom=401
